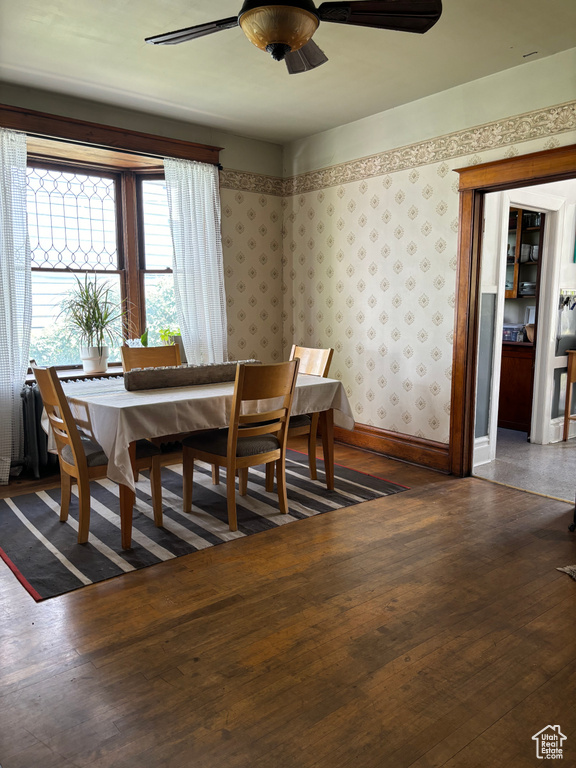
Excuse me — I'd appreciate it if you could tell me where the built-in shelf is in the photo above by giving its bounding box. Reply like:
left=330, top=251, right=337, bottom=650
left=505, top=207, right=545, bottom=300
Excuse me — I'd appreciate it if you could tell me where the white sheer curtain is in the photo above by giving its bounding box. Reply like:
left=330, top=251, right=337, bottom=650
left=0, top=128, right=32, bottom=484
left=163, top=158, right=228, bottom=365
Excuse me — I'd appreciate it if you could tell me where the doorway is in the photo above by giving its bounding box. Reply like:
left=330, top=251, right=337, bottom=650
left=449, top=143, right=576, bottom=478
left=471, top=179, right=576, bottom=499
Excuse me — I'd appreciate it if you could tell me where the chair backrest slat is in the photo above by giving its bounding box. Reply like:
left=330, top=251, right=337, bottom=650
left=238, top=422, right=282, bottom=438
left=239, top=408, right=285, bottom=424
left=121, top=345, right=181, bottom=372
left=289, top=345, right=333, bottom=378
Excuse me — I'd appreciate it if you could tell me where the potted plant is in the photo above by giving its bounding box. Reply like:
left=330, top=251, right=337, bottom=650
left=59, top=275, right=124, bottom=373
left=159, top=326, right=186, bottom=363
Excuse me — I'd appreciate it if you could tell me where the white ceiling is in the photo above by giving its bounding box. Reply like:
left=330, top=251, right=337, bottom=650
left=1, top=0, right=576, bottom=145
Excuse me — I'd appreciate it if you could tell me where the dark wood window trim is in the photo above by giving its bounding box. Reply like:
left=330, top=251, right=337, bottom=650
left=120, top=169, right=145, bottom=336
left=450, top=144, right=576, bottom=477
left=0, top=103, right=221, bottom=166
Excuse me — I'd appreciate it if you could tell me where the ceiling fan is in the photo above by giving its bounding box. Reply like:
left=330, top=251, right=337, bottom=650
left=146, top=0, right=442, bottom=75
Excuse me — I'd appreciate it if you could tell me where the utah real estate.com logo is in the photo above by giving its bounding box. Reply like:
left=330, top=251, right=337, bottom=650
left=532, top=725, right=567, bottom=760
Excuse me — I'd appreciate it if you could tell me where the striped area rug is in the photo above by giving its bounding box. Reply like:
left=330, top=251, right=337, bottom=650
left=0, top=451, right=408, bottom=601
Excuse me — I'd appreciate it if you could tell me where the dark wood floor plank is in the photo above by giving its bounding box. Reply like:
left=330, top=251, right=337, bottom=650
left=195, top=592, right=574, bottom=768
left=1, top=441, right=575, bottom=768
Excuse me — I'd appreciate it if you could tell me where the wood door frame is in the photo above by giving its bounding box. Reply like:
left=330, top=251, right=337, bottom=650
left=449, top=143, right=576, bottom=476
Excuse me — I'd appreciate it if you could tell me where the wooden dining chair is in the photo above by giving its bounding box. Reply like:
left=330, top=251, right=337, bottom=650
left=121, top=344, right=181, bottom=372
left=121, top=343, right=190, bottom=475
left=121, top=344, right=223, bottom=486
left=275, top=345, right=334, bottom=485
left=182, top=359, right=300, bottom=531
left=33, top=366, right=164, bottom=544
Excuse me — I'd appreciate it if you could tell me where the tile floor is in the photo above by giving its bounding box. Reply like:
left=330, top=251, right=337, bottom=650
left=474, top=427, right=576, bottom=502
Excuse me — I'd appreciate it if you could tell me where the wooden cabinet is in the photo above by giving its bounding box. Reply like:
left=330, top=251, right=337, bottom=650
left=498, top=343, right=536, bottom=432
left=505, top=208, right=545, bottom=300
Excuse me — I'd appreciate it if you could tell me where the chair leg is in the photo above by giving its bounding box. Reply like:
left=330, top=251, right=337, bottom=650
left=60, top=469, right=71, bottom=522
left=212, top=465, right=220, bottom=485
left=149, top=457, right=163, bottom=527
left=276, top=458, right=289, bottom=515
left=265, top=462, right=275, bottom=492
left=77, top=481, right=91, bottom=544
left=182, top=449, right=194, bottom=513
left=226, top=464, right=238, bottom=532
left=308, top=414, right=320, bottom=480
left=134, top=469, right=140, bottom=482
left=239, top=467, right=248, bottom=496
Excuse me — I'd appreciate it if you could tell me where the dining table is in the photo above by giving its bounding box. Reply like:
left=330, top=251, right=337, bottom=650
left=59, top=373, right=355, bottom=548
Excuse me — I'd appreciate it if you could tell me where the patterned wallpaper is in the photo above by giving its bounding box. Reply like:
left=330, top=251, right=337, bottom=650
left=220, top=101, right=576, bottom=444
left=284, top=166, right=458, bottom=442
left=219, top=188, right=284, bottom=362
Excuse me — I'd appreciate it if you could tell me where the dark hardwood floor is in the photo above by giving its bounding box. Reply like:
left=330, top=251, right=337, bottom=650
left=1, top=441, right=575, bottom=768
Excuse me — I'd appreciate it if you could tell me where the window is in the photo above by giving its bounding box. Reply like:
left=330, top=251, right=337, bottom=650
left=1, top=104, right=220, bottom=369
left=140, top=177, right=178, bottom=345
left=28, top=165, right=123, bottom=366
left=27, top=164, right=177, bottom=367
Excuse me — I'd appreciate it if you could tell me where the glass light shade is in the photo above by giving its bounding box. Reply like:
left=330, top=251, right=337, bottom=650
left=239, top=6, right=319, bottom=54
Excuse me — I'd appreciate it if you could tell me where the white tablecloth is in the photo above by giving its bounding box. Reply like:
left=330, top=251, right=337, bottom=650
left=58, top=374, right=354, bottom=490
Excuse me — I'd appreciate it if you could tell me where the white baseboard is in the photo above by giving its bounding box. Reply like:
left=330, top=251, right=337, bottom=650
left=473, top=435, right=492, bottom=467
left=547, top=418, right=576, bottom=443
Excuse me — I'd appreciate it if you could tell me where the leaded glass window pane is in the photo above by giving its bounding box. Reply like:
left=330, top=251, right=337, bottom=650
left=26, top=167, right=118, bottom=271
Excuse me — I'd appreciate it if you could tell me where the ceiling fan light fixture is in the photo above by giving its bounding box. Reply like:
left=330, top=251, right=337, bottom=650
left=266, top=42, right=292, bottom=61
left=239, top=5, right=319, bottom=60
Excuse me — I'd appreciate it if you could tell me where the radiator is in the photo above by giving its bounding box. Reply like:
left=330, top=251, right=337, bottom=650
left=20, top=384, right=59, bottom=479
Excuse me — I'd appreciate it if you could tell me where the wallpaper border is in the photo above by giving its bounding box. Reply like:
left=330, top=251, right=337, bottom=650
left=221, top=100, right=576, bottom=197
left=219, top=169, right=284, bottom=197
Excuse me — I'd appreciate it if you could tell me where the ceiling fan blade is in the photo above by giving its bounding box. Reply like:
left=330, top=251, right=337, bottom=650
left=317, top=0, right=442, bottom=34
left=285, top=40, right=328, bottom=74
left=145, top=16, right=239, bottom=46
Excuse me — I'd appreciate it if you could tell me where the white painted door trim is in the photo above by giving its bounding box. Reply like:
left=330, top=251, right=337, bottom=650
left=473, top=192, right=507, bottom=468
left=507, top=189, right=566, bottom=445
left=474, top=188, right=569, bottom=469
